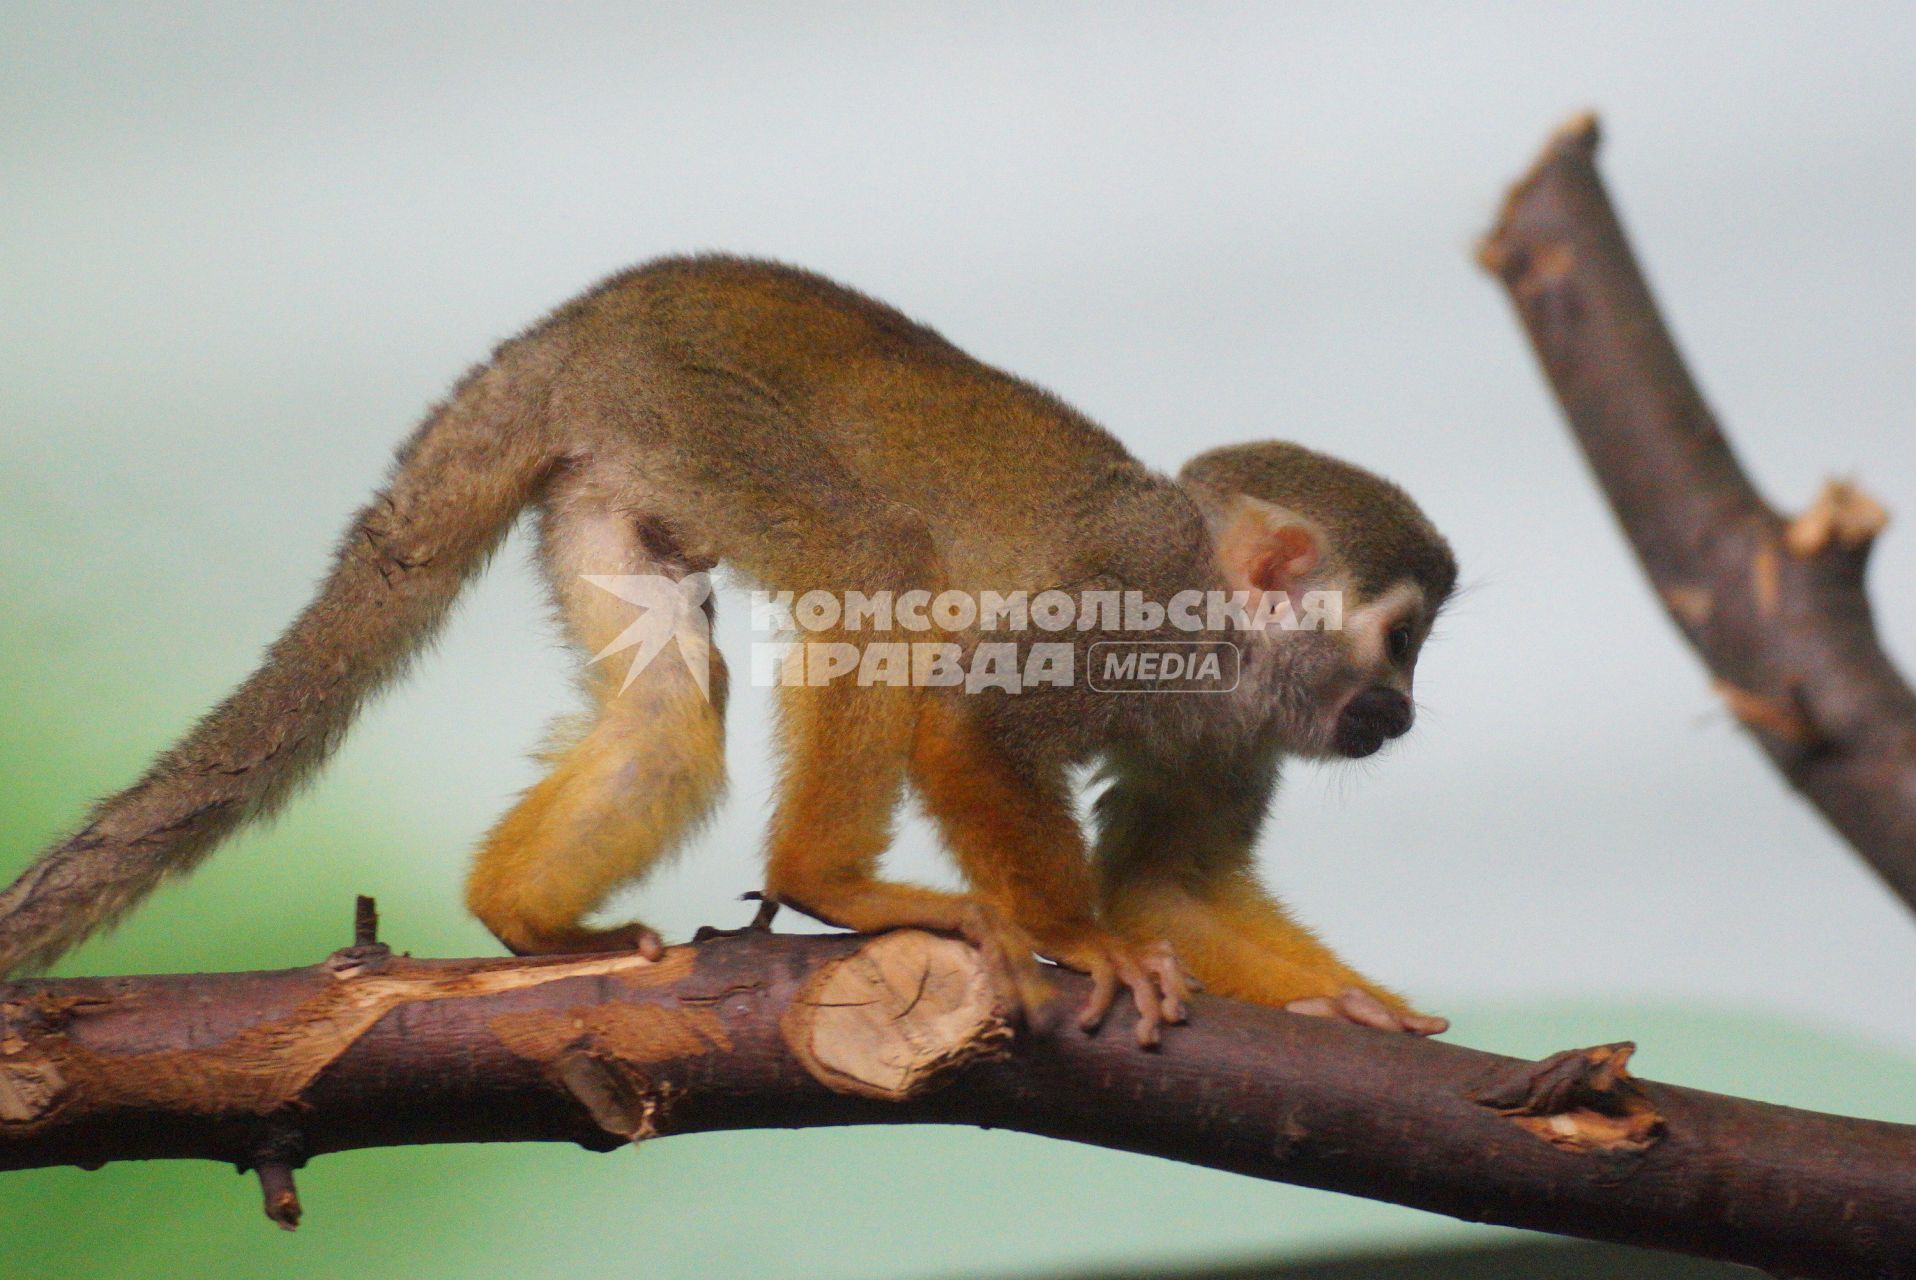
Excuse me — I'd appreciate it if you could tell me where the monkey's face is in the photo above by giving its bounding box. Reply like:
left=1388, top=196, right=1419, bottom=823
left=1328, top=580, right=1430, bottom=758
left=1203, top=491, right=1443, bottom=759
left=1256, top=580, right=1429, bottom=761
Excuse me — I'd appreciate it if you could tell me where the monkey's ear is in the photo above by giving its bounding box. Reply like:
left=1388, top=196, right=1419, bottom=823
left=1215, top=500, right=1322, bottom=597
left=1247, top=523, right=1319, bottom=594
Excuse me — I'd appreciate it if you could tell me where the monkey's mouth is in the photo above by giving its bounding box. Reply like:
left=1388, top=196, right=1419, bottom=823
left=1332, top=726, right=1388, bottom=758
left=1330, top=687, right=1415, bottom=758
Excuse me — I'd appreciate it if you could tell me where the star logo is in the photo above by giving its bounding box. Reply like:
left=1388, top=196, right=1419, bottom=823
left=580, top=572, right=717, bottom=700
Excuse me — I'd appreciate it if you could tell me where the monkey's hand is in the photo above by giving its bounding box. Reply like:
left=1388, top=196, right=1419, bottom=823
left=1039, top=930, right=1192, bottom=1048
left=1285, top=987, right=1448, bottom=1037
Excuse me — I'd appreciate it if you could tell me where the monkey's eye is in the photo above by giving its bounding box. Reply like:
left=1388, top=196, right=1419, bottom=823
left=1386, top=623, right=1413, bottom=664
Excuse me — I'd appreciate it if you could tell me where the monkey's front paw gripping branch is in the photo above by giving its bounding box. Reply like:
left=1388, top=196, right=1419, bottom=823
left=3, top=901, right=1913, bottom=1277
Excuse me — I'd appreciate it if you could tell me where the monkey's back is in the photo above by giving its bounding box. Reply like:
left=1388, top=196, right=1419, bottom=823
left=548, top=256, right=1200, bottom=596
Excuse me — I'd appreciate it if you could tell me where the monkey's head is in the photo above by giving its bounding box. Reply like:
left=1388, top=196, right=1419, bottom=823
left=1179, top=442, right=1456, bottom=760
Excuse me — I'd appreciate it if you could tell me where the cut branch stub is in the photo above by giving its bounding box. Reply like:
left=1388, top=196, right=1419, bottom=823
left=1785, top=479, right=1890, bottom=562
left=782, top=930, right=1015, bottom=1100
left=555, top=1050, right=665, bottom=1145
left=254, top=1160, right=301, bottom=1231
left=352, top=895, right=380, bottom=948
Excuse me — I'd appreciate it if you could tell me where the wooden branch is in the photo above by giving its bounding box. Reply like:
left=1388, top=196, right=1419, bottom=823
left=3, top=921, right=1913, bottom=1277
left=1480, top=113, right=1916, bottom=913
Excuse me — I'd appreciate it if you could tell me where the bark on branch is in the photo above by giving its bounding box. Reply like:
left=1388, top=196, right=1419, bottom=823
left=3, top=925, right=1913, bottom=1278
left=1480, top=113, right=1916, bottom=913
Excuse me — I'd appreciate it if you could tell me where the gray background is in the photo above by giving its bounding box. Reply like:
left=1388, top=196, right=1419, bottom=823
left=4, top=4, right=1914, bottom=1277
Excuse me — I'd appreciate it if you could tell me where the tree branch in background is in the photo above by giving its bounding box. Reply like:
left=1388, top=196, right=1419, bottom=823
left=3, top=914, right=1913, bottom=1277
left=1480, top=113, right=1916, bottom=914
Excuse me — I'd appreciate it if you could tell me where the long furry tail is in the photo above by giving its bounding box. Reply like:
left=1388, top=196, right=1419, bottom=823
left=0, top=343, right=561, bottom=976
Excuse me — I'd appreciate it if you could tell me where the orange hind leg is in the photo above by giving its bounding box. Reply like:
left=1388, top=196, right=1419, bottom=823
left=467, top=493, right=727, bottom=956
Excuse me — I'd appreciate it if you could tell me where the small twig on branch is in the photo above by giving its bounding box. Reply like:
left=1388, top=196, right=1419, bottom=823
left=352, top=894, right=380, bottom=949
left=247, top=1117, right=306, bottom=1230
left=1480, top=113, right=1916, bottom=914
left=254, top=1158, right=302, bottom=1231
left=3, top=927, right=1913, bottom=1277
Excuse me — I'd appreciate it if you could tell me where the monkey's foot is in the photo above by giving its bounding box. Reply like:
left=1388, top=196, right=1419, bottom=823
left=950, top=904, right=1056, bottom=1027
left=1285, top=987, right=1448, bottom=1037
left=502, top=921, right=665, bottom=961
left=691, top=895, right=781, bottom=943
left=1044, top=933, right=1192, bottom=1048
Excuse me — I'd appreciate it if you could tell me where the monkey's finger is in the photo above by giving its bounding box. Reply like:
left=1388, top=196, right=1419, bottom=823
left=1338, top=989, right=1447, bottom=1036
left=993, top=929, right=1053, bottom=1025
left=1140, top=946, right=1190, bottom=1024
left=1284, top=996, right=1341, bottom=1021
left=1007, top=955, right=1055, bottom=1029
left=967, top=926, right=1047, bottom=1028
left=635, top=928, right=665, bottom=963
left=1079, top=962, right=1117, bottom=1033
left=1116, top=957, right=1163, bottom=1048
left=1331, top=988, right=1403, bottom=1032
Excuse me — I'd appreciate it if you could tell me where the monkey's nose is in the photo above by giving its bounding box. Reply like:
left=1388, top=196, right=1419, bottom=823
left=1380, top=689, right=1415, bottom=738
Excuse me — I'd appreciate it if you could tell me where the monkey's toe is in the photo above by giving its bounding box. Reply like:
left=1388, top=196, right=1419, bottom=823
left=1054, top=933, right=1191, bottom=1049
left=500, top=921, right=664, bottom=960
left=1285, top=987, right=1447, bottom=1037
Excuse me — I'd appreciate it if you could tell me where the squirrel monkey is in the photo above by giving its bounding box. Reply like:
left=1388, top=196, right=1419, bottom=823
left=0, top=256, right=1455, bottom=1045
